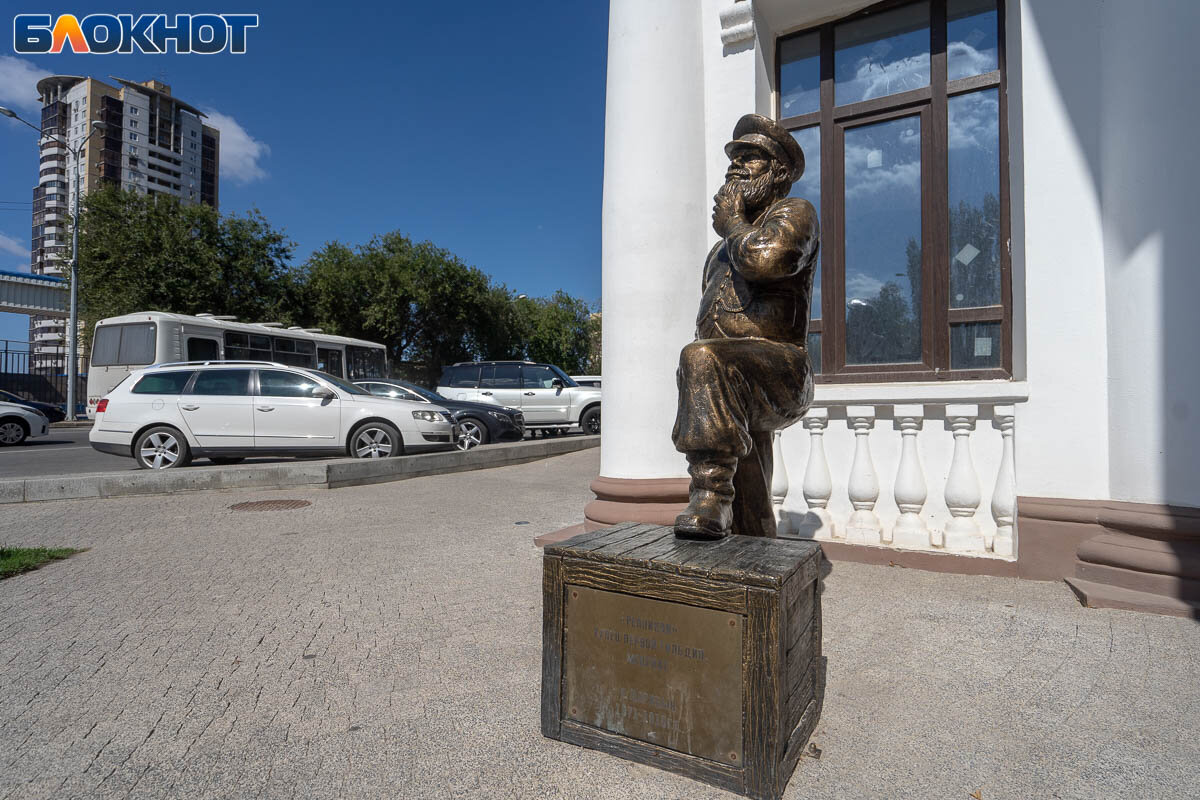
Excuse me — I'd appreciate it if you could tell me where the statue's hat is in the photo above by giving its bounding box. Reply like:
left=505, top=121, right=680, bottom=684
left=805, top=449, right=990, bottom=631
left=724, top=113, right=805, bottom=183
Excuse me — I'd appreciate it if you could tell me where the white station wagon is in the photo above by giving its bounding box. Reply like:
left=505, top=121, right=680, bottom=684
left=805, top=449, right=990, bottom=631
left=89, top=361, right=457, bottom=469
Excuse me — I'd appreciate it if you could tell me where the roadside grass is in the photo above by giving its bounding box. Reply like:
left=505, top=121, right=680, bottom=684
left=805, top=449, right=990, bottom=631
left=0, top=547, right=82, bottom=579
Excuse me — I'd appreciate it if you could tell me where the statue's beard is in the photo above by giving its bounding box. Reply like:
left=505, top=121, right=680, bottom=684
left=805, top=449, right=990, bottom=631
left=724, top=171, right=780, bottom=214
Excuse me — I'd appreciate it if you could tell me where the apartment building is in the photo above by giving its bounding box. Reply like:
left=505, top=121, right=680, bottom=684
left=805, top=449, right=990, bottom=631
left=29, top=76, right=220, bottom=373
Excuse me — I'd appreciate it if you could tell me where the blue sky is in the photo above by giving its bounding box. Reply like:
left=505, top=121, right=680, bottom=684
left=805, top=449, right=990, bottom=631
left=0, top=1, right=610, bottom=342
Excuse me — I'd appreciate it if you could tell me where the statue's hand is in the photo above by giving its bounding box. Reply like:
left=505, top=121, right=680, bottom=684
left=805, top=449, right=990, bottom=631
left=712, top=185, right=746, bottom=237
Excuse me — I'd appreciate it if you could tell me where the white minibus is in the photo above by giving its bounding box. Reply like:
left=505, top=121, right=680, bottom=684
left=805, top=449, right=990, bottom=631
left=86, top=311, right=387, bottom=419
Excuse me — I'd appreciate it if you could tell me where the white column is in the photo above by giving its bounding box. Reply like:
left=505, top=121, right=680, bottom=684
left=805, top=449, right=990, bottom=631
left=844, top=406, right=881, bottom=545
left=891, top=404, right=929, bottom=549
left=943, top=404, right=986, bottom=552
left=991, top=405, right=1017, bottom=557
left=771, top=429, right=790, bottom=535
left=599, top=0, right=709, bottom=481
left=800, top=408, right=832, bottom=538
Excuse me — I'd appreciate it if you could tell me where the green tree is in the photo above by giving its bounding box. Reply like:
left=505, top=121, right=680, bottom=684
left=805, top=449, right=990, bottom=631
left=75, top=187, right=298, bottom=339
left=302, top=232, right=496, bottom=385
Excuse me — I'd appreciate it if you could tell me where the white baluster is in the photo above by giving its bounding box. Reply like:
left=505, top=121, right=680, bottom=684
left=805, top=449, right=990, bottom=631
left=991, top=405, right=1017, bottom=557
left=943, top=404, right=986, bottom=552
left=771, top=429, right=790, bottom=535
left=891, top=404, right=929, bottom=549
left=799, top=408, right=832, bottom=539
left=844, top=406, right=881, bottom=545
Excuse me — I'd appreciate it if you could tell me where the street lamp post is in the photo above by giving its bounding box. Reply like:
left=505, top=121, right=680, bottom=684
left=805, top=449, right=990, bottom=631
left=2, top=106, right=104, bottom=419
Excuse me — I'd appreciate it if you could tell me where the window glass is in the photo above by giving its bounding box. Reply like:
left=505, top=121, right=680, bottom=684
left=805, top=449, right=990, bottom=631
left=91, top=326, right=121, bottom=366
left=779, top=32, right=821, bottom=118
left=843, top=115, right=923, bottom=365
left=445, top=365, right=479, bottom=388
left=806, top=333, right=822, bottom=374
left=948, top=0, right=999, bottom=81
left=91, top=323, right=156, bottom=366
left=224, top=331, right=272, bottom=361
left=522, top=365, right=558, bottom=389
left=132, top=371, right=194, bottom=394
left=346, top=345, right=385, bottom=379
left=188, top=369, right=251, bottom=396
left=789, top=126, right=822, bottom=320
left=948, top=88, right=1001, bottom=308
left=950, top=321, right=1001, bottom=368
left=317, top=348, right=344, bottom=378
left=258, top=370, right=320, bottom=398
left=481, top=365, right=520, bottom=388
left=835, top=2, right=930, bottom=105
left=187, top=337, right=219, bottom=361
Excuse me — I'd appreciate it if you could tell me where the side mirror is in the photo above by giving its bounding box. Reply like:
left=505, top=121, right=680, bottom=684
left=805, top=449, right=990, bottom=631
left=311, top=385, right=335, bottom=399
left=551, top=378, right=565, bottom=389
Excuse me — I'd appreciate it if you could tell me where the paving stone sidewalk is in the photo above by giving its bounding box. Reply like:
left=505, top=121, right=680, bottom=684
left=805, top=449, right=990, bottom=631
left=1, top=448, right=1197, bottom=799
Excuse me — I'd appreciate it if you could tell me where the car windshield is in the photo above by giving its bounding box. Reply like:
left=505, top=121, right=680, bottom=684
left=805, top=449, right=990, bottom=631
left=398, top=382, right=444, bottom=403
left=305, top=370, right=367, bottom=395
left=0, top=390, right=21, bottom=403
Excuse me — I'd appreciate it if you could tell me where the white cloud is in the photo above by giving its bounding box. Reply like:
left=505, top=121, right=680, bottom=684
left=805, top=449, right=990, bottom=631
left=0, top=56, right=50, bottom=116
left=0, top=233, right=28, bottom=259
left=200, top=108, right=270, bottom=184
left=948, top=88, right=999, bottom=151
left=845, top=271, right=884, bottom=301
left=841, top=53, right=929, bottom=105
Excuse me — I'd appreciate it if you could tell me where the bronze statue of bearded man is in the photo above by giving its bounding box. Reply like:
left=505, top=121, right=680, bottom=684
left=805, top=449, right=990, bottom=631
left=672, top=113, right=819, bottom=540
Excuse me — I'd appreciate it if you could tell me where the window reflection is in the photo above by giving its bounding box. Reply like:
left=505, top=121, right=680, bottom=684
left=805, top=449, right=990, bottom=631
left=789, top=126, right=821, bottom=321
left=948, top=88, right=1000, bottom=308
left=948, top=0, right=999, bottom=80
left=780, top=32, right=821, bottom=118
left=835, top=2, right=930, bottom=105
left=950, top=321, right=1000, bottom=368
left=844, top=116, right=923, bottom=365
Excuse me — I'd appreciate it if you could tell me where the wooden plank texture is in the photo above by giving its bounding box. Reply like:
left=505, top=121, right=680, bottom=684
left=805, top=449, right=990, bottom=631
left=562, top=560, right=747, bottom=613
left=540, top=556, right=564, bottom=738
left=559, top=720, right=744, bottom=795
left=743, top=587, right=783, bottom=800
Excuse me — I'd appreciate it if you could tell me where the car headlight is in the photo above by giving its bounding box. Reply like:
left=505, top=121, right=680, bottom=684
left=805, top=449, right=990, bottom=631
left=486, top=410, right=510, bottom=421
left=412, top=410, right=443, bottom=422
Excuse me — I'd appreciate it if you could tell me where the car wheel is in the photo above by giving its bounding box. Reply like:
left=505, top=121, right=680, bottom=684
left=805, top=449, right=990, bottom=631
left=134, top=426, right=191, bottom=469
left=456, top=418, right=488, bottom=451
left=349, top=421, right=402, bottom=459
left=210, top=457, right=245, bottom=465
left=0, top=418, right=28, bottom=446
left=581, top=407, right=601, bottom=436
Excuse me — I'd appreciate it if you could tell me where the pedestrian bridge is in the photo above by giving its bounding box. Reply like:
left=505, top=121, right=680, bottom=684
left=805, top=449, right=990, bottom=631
left=0, top=269, right=67, bottom=317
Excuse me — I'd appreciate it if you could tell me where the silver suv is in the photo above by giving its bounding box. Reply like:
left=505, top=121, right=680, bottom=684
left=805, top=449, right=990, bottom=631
left=436, top=361, right=601, bottom=436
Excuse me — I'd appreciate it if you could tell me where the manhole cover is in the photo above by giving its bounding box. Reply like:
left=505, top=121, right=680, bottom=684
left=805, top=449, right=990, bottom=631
left=229, top=499, right=312, bottom=512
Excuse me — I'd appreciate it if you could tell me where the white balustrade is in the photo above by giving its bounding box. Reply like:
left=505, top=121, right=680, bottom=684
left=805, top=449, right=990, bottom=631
left=770, top=429, right=790, bottom=535
left=943, top=404, right=986, bottom=552
left=844, top=406, right=881, bottom=544
left=799, top=408, right=832, bottom=538
left=991, top=405, right=1017, bottom=557
left=891, top=404, right=930, bottom=549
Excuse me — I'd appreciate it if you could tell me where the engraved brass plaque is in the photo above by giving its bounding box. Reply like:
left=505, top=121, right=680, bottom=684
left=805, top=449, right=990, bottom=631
left=563, top=585, right=744, bottom=765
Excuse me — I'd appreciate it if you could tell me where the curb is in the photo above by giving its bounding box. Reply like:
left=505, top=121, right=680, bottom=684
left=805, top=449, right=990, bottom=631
left=0, top=435, right=599, bottom=504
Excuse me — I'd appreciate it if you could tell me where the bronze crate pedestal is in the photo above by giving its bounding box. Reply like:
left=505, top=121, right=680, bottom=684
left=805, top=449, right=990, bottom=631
left=541, top=522, right=823, bottom=800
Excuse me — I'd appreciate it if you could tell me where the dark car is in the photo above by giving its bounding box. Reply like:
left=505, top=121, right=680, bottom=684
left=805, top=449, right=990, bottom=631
left=354, top=379, right=525, bottom=451
left=0, top=389, right=66, bottom=423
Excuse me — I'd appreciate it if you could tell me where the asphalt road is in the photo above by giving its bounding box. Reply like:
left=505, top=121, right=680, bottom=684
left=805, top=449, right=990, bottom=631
left=0, top=427, right=342, bottom=479
left=0, top=426, right=572, bottom=480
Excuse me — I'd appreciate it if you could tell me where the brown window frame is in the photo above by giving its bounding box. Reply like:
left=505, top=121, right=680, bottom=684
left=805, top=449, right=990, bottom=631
left=777, top=0, right=1011, bottom=383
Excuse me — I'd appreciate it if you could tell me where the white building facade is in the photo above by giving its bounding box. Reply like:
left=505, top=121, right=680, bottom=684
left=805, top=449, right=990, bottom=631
left=29, top=76, right=219, bottom=374
left=587, top=0, right=1200, bottom=616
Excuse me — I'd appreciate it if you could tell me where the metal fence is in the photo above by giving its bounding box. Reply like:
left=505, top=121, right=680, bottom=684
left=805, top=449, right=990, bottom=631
left=0, top=339, right=85, bottom=417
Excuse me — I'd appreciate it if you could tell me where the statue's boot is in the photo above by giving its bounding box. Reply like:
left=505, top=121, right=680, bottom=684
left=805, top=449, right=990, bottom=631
left=674, top=457, right=737, bottom=540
